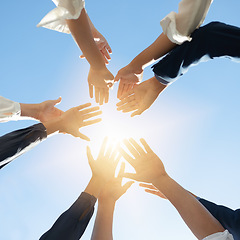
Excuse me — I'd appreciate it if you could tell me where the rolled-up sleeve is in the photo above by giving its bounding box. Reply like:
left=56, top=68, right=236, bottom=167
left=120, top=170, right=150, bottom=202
left=203, top=230, right=234, bottom=240
left=37, top=0, right=85, bottom=33
left=0, top=96, right=21, bottom=122
left=40, top=192, right=97, bottom=240
left=160, top=0, right=213, bottom=44
left=0, top=123, right=47, bottom=169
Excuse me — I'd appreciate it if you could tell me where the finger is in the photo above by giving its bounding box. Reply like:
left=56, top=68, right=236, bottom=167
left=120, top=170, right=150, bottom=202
left=95, top=87, right=100, bottom=104
left=104, top=88, right=109, bottom=104
left=80, top=106, right=100, bottom=115
left=126, top=84, right=134, bottom=93
left=104, top=143, right=114, bottom=159
left=76, top=103, right=92, bottom=111
left=144, top=189, right=167, bottom=199
left=116, top=95, right=135, bottom=108
left=122, top=173, right=138, bottom=181
left=82, top=110, right=102, bottom=120
left=87, top=146, right=94, bottom=167
left=121, top=181, right=134, bottom=193
left=89, top=84, right=93, bottom=99
left=131, top=108, right=145, bottom=117
left=118, top=162, right=125, bottom=177
left=106, top=43, right=112, bottom=54
left=98, top=137, right=108, bottom=158
left=121, top=83, right=130, bottom=97
left=122, top=105, right=139, bottom=113
left=54, top=96, right=62, bottom=105
left=113, top=153, right=121, bottom=168
left=139, top=183, right=157, bottom=190
left=76, top=131, right=90, bottom=141
left=99, top=88, right=104, bottom=105
left=83, top=118, right=102, bottom=127
left=117, top=81, right=125, bottom=99
left=80, top=54, right=85, bottom=59
left=123, top=139, right=140, bottom=158
left=119, top=147, right=135, bottom=167
left=129, top=138, right=146, bottom=155
left=114, top=72, right=120, bottom=83
left=119, top=89, right=135, bottom=101
left=140, top=138, right=153, bottom=153
left=117, top=100, right=137, bottom=112
left=101, top=48, right=111, bottom=60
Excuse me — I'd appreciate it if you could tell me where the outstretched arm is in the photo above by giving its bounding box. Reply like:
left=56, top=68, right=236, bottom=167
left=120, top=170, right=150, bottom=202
left=91, top=163, right=133, bottom=240
left=120, top=138, right=231, bottom=240
left=0, top=103, right=102, bottom=169
left=40, top=138, right=121, bottom=240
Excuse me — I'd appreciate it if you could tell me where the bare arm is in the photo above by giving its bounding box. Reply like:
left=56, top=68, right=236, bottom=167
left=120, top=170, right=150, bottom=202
left=120, top=138, right=227, bottom=240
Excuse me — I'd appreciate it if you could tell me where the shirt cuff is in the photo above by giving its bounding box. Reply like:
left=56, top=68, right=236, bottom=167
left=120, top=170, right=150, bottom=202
left=0, top=96, right=21, bottom=122
left=37, top=0, right=85, bottom=33
left=160, top=12, right=192, bottom=45
left=154, top=73, right=172, bottom=86
left=203, top=230, right=234, bottom=240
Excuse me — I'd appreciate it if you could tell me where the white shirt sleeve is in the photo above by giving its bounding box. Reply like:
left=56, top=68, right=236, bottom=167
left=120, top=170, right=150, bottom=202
left=203, top=230, right=234, bottom=240
left=160, top=0, right=213, bottom=44
left=0, top=96, right=21, bottom=122
left=37, top=0, right=85, bottom=33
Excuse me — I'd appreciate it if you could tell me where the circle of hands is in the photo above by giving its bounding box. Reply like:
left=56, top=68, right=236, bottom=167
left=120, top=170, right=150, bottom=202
left=35, top=33, right=169, bottom=203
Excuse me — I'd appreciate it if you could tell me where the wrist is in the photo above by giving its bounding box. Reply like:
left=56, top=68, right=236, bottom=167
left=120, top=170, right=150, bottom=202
left=84, top=176, right=106, bottom=198
left=128, top=61, right=143, bottom=74
left=152, top=172, right=171, bottom=189
left=151, top=77, right=167, bottom=92
left=42, top=117, right=61, bottom=135
left=20, top=103, right=40, bottom=119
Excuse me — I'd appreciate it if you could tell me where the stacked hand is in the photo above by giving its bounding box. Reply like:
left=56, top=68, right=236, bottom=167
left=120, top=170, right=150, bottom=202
left=87, top=137, right=120, bottom=183
left=119, top=138, right=167, bottom=184
left=116, top=77, right=166, bottom=117
left=58, top=103, right=102, bottom=141
left=114, top=64, right=143, bottom=99
left=99, top=162, right=134, bottom=203
left=88, top=67, right=114, bottom=105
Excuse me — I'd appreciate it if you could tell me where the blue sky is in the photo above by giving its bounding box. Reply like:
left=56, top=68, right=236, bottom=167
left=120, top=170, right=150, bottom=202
left=1, top=0, right=240, bottom=239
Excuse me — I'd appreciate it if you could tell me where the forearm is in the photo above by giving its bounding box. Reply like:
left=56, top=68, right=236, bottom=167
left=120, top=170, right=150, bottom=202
left=130, top=33, right=176, bottom=72
left=40, top=192, right=97, bottom=240
left=0, top=123, right=47, bottom=169
left=20, top=103, right=40, bottom=119
left=91, top=199, right=115, bottom=240
left=66, top=8, right=106, bottom=70
left=154, top=175, right=225, bottom=239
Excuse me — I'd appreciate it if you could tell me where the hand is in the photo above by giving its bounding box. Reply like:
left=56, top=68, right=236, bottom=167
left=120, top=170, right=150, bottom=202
left=99, top=162, right=134, bottom=203
left=120, top=138, right=167, bottom=184
left=88, top=67, right=114, bottom=105
left=80, top=30, right=112, bottom=64
left=114, top=64, right=143, bottom=99
left=139, top=183, right=167, bottom=199
left=37, top=97, right=63, bottom=122
left=87, top=137, right=121, bottom=183
left=116, top=77, right=166, bottom=117
left=59, top=103, right=102, bottom=141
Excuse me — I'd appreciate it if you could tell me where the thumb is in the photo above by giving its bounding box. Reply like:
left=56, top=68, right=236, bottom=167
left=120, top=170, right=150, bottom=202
left=54, top=97, right=62, bottom=105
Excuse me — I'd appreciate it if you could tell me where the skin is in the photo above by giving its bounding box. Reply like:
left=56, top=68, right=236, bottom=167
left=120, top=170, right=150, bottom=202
left=43, top=103, right=102, bottom=141
left=120, top=138, right=226, bottom=240
left=66, top=9, right=114, bottom=105
left=114, top=33, right=176, bottom=98
left=116, top=77, right=167, bottom=117
left=91, top=162, right=133, bottom=240
left=20, top=97, right=63, bottom=122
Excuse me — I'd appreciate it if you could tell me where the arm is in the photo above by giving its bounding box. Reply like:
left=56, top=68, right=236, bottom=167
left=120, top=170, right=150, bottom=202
left=120, top=138, right=231, bottom=240
left=40, top=138, right=121, bottom=240
left=0, top=103, right=101, bottom=169
left=115, top=0, right=212, bottom=98
left=0, top=96, right=21, bottom=122
left=91, top=163, right=133, bottom=240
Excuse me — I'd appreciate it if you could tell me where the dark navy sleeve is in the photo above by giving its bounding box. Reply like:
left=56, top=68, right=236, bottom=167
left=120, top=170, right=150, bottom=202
left=152, top=22, right=240, bottom=85
left=0, top=123, right=47, bottom=169
left=40, top=192, right=97, bottom=240
left=199, top=198, right=240, bottom=240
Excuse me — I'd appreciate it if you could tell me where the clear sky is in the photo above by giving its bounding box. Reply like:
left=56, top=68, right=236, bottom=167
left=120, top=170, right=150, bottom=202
left=1, top=0, right=240, bottom=239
